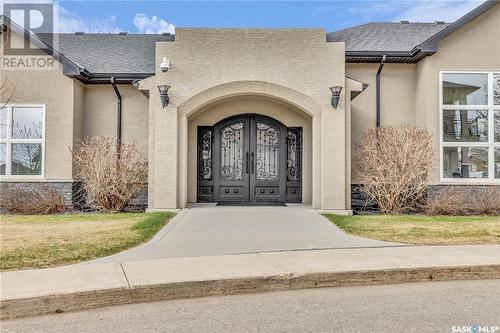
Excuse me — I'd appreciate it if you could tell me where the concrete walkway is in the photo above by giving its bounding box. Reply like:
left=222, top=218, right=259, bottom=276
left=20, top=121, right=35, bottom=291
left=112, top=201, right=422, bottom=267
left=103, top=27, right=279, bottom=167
left=2, top=245, right=500, bottom=319
left=95, top=206, right=399, bottom=263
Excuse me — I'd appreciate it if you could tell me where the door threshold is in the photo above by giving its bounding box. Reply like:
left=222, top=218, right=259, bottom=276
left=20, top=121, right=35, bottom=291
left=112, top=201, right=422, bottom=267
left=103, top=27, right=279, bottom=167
left=216, top=202, right=287, bottom=207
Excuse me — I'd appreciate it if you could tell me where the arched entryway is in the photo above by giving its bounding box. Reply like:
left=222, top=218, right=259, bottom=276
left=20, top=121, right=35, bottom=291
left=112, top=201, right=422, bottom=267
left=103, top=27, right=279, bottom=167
left=197, top=113, right=302, bottom=204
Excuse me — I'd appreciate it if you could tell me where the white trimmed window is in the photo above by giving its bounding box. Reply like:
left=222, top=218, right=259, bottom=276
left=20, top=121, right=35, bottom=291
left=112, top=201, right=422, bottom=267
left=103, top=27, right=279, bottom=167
left=0, top=105, right=45, bottom=177
left=440, top=72, right=500, bottom=181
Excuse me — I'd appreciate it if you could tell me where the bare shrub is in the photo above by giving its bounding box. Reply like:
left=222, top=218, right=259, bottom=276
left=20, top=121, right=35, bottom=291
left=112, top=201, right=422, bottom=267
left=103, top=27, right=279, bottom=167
left=425, top=187, right=466, bottom=215
left=72, top=137, right=148, bottom=212
left=472, top=187, right=500, bottom=215
left=356, top=125, right=435, bottom=214
left=0, top=186, right=25, bottom=213
left=0, top=185, right=66, bottom=214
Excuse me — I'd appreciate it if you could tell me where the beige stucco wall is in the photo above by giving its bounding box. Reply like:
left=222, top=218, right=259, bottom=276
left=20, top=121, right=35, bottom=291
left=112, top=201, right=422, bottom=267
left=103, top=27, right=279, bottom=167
left=1, top=64, right=76, bottom=181
left=0, top=76, right=149, bottom=180
left=82, top=85, right=149, bottom=155
left=72, top=80, right=84, bottom=177
left=416, top=2, right=500, bottom=183
left=141, top=28, right=347, bottom=210
left=1, top=27, right=150, bottom=182
left=187, top=97, right=313, bottom=203
left=346, top=63, right=417, bottom=182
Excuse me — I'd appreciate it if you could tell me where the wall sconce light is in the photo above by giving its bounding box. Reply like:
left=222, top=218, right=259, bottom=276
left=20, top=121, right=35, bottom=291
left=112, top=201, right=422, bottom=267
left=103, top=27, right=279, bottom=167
left=330, top=86, right=343, bottom=109
left=158, top=84, right=171, bottom=108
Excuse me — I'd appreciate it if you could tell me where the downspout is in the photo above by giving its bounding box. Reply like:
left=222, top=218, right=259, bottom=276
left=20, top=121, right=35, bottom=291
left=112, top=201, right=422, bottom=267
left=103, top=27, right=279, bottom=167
left=375, top=55, right=387, bottom=128
left=110, top=77, right=122, bottom=147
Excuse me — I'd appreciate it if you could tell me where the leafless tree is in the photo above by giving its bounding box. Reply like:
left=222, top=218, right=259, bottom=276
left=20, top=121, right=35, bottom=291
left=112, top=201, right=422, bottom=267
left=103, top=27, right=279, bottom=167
left=494, top=74, right=500, bottom=106
left=1, top=26, right=18, bottom=110
left=9, top=122, right=43, bottom=174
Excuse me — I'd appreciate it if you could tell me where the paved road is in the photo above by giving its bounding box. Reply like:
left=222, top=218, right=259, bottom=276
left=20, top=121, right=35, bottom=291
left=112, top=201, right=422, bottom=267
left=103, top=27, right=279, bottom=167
left=95, top=206, right=398, bottom=262
left=3, top=280, right=499, bottom=333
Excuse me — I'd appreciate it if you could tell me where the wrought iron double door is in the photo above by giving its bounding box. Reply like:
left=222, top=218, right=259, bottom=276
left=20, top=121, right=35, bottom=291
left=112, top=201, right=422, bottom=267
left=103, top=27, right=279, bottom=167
left=213, top=114, right=287, bottom=203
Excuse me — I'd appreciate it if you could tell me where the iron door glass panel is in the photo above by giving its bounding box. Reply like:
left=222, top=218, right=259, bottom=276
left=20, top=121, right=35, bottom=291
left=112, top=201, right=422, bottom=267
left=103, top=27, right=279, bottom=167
left=287, top=128, right=302, bottom=181
left=442, top=110, right=488, bottom=142
left=442, top=146, right=488, bottom=179
left=11, top=143, right=42, bottom=175
left=495, top=110, right=500, bottom=142
left=442, top=73, right=488, bottom=105
left=496, top=148, right=500, bottom=179
left=256, top=122, right=279, bottom=181
left=220, top=122, right=244, bottom=181
left=12, top=107, right=43, bottom=139
left=0, top=143, right=6, bottom=175
left=494, top=73, right=500, bottom=105
left=198, top=128, right=213, bottom=180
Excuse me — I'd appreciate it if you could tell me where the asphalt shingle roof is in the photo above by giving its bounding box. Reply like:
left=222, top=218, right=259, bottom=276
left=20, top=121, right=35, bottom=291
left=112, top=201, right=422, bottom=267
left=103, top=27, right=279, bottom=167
left=326, top=22, right=450, bottom=53
left=40, top=33, right=174, bottom=74
left=35, top=22, right=452, bottom=75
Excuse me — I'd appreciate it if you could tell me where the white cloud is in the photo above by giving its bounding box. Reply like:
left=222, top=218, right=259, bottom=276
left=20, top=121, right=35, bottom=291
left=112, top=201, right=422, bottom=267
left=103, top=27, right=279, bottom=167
left=396, top=0, right=485, bottom=22
left=1, top=1, right=122, bottom=33
left=57, top=6, right=122, bottom=33
left=133, top=13, right=175, bottom=34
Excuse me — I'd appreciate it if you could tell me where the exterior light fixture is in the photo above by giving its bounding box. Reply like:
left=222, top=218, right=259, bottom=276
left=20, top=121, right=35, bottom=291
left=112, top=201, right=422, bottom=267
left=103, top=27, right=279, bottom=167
left=160, top=57, right=170, bottom=72
left=158, top=84, right=171, bottom=108
left=330, top=86, right=343, bottom=109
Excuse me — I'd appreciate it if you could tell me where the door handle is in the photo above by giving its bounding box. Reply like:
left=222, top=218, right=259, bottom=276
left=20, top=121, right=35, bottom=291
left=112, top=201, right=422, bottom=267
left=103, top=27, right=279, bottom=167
left=246, top=152, right=249, bottom=174
left=251, top=152, right=255, bottom=174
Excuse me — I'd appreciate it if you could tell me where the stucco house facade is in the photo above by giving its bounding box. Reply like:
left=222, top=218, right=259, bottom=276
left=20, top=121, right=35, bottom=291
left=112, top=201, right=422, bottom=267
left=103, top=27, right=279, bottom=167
left=0, top=1, right=499, bottom=213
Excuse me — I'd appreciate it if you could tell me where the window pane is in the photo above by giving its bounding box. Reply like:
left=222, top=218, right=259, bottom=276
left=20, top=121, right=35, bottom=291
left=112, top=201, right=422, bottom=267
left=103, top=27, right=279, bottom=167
left=443, top=146, right=488, bottom=179
left=496, top=148, right=500, bottom=179
left=494, top=73, right=500, bottom=106
left=0, top=143, right=6, bottom=175
left=443, top=110, right=488, bottom=142
left=0, top=108, right=7, bottom=139
left=11, top=143, right=42, bottom=175
left=12, top=107, right=43, bottom=139
left=442, top=73, right=488, bottom=105
left=495, top=110, right=500, bottom=142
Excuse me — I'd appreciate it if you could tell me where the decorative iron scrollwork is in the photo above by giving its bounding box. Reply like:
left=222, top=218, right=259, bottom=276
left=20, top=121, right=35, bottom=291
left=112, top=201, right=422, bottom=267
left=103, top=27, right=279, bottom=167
left=220, top=122, right=244, bottom=181
left=256, top=122, right=280, bottom=181
left=198, top=127, right=213, bottom=181
left=287, top=127, right=302, bottom=181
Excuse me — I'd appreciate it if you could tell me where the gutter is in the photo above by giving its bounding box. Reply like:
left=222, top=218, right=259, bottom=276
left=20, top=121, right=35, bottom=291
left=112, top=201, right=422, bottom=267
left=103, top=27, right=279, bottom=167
left=110, top=77, right=122, bottom=146
left=375, top=55, right=386, bottom=128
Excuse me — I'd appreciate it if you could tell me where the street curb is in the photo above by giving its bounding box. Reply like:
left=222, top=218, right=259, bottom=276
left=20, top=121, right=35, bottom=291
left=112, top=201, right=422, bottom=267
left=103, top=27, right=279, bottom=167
left=2, top=264, right=499, bottom=320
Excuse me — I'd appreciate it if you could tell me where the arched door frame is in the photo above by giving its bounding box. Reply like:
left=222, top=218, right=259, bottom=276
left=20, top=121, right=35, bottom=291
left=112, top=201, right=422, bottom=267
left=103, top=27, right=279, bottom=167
left=177, top=81, right=321, bottom=208
left=198, top=113, right=302, bottom=204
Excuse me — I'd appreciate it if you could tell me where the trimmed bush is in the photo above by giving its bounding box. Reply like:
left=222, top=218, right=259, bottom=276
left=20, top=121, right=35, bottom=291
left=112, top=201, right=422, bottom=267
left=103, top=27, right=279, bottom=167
left=425, top=187, right=466, bottom=215
left=472, top=187, right=500, bottom=215
left=0, top=185, right=66, bottom=214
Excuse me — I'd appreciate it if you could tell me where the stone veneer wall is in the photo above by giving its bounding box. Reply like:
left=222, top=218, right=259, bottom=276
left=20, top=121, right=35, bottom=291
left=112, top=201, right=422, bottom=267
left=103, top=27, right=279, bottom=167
left=350, top=184, right=377, bottom=212
left=0, top=182, right=74, bottom=207
left=351, top=184, right=500, bottom=213
left=0, top=182, right=148, bottom=212
left=427, top=185, right=500, bottom=201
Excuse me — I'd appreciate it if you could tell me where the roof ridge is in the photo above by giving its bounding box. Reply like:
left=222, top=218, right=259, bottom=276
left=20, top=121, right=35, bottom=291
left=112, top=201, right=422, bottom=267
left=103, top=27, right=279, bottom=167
left=327, top=21, right=451, bottom=35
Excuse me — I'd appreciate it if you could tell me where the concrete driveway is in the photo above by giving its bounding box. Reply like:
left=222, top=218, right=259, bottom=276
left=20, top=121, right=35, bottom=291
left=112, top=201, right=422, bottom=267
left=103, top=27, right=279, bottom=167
left=96, top=206, right=399, bottom=263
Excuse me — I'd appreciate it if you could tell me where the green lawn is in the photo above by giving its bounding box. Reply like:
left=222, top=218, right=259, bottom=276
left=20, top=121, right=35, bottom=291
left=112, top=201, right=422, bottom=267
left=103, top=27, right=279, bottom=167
left=0, top=212, right=176, bottom=271
left=324, top=214, right=500, bottom=245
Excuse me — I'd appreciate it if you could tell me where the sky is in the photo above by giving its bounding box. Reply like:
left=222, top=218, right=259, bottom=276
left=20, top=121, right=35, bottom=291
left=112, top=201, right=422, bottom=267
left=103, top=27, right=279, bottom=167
left=2, top=0, right=487, bottom=34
